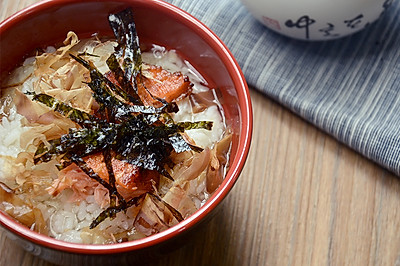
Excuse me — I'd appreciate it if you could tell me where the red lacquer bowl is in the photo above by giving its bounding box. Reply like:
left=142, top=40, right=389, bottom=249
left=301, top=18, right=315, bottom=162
left=0, top=0, right=252, bottom=264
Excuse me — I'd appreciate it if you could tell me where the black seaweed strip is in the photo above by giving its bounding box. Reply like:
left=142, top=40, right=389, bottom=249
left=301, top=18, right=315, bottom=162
left=103, top=149, right=123, bottom=207
left=108, top=9, right=142, bottom=84
left=30, top=93, right=98, bottom=126
left=106, top=53, right=142, bottom=104
left=71, top=156, right=125, bottom=205
left=89, top=193, right=145, bottom=229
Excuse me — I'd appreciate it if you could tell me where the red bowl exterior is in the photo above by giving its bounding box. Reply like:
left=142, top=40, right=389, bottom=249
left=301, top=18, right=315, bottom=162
left=0, top=0, right=252, bottom=264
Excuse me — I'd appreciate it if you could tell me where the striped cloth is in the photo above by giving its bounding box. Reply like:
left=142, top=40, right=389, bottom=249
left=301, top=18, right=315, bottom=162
left=166, top=0, right=400, bottom=175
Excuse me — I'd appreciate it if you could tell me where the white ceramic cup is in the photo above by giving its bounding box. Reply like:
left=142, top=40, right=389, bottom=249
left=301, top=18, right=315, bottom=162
left=241, top=0, right=393, bottom=41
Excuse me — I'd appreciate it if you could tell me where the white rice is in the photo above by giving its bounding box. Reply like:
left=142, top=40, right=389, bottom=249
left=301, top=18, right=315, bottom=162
left=0, top=100, right=30, bottom=185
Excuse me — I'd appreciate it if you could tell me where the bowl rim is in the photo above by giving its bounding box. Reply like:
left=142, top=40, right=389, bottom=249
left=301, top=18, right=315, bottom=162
left=0, top=0, right=253, bottom=254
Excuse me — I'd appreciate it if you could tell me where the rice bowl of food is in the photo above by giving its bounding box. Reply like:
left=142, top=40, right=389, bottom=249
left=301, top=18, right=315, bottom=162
left=0, top=0, right=252, bottom=264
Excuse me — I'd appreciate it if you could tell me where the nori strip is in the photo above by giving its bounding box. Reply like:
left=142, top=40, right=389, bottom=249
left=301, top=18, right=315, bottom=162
left=102, top=148, right=119, bottom=207
left=108, top=8, right=142, bottom=85
left=90, top=192, right=183, bottom=230
left=175, top=121, right=213, bottom=131
left=168, top=134, right=195, bottom=153
left=106, top=53, right=142, bottom=104
left=34, top=122, right=119, bottom=164
left=29, top=92, right=98, bottom=126
left=89, top=194, right=145, bottom=229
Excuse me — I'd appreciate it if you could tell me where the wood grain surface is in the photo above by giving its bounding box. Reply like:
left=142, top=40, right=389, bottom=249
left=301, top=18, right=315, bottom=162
left=1, top=1, right=400, bottom=265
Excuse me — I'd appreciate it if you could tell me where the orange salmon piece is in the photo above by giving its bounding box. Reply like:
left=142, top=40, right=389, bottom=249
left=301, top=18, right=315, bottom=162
left=104, top=65, right=192, bottom=107
left=137, top=65, right=192, bottom=106
left=83, top=153, right=154, bottom=192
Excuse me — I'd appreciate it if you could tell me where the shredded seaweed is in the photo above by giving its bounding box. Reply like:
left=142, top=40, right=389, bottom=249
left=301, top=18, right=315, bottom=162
left=30, top=8, right=211, bottom=229
left=28, top=92, right=98, bottom=125
left=89, top=193, right=145, bottom=229
left=106, top=53, right=142, bottom=104
left=108, top=8, right=142, bottom=85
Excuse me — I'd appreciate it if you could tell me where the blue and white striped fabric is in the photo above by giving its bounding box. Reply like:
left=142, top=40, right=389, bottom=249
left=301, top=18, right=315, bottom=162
left=166, top=0, right=400, bottom=175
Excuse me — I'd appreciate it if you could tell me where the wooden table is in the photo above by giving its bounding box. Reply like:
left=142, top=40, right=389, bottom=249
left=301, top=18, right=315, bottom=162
left=1, top=1, right=400, bottom=265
